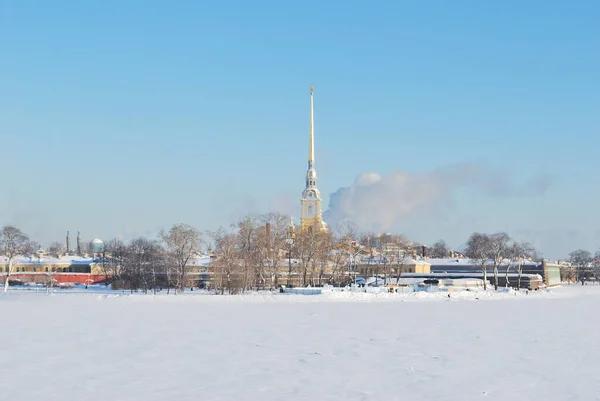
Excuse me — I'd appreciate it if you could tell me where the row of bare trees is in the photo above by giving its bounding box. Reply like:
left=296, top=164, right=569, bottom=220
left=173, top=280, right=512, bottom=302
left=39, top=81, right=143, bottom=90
left=207, top=216, right=433, bottom=293
left=354, top=232, right=426, bottom=285
left=208, top=213, right=329, bottom=294
left=3, top=221, right=550, bottom=295
left=0, top=217, right=458, bottom=294
left=0, top=223, right=202, bottom=294
left=567, top=249, right=600, bottom=284
left=102, top=224, right=202, bottom=293
left=209, top=215, right=359, bottom=293
left=464, top=232, right=538, bottom=290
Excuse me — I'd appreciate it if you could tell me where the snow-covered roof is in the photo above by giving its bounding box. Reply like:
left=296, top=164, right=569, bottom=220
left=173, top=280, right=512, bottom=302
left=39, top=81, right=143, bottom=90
left=427, top=258, right=539, bottom=267
left=358, top=254, right=429, bottom=265
left=0, top=255, right=95, bottom=266
left=187, top=254, right=213, bottom=267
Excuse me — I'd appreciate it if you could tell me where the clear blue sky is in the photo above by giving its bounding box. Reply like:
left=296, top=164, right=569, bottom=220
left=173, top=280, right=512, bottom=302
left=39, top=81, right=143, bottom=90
left=1, top=0, right=599, bottom=258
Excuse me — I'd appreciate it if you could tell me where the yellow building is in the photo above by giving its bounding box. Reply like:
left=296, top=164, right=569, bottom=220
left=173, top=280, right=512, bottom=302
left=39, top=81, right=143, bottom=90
left=300, top=86, right=328, bottom=234
left=403, top=258, right=431, bottom=274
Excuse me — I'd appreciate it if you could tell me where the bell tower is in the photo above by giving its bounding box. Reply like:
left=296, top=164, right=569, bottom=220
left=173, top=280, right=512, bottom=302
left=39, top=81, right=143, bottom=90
left=300, top=85, right=327, bottom=233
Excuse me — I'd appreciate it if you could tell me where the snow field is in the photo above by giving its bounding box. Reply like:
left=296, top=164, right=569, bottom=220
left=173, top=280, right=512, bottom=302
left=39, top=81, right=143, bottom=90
left=1, top=285, right=598, bottom=401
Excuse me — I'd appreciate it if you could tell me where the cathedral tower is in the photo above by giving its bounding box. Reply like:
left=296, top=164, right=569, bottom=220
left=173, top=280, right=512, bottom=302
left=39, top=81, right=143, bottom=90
left=300, top=86, right=327, bottom=233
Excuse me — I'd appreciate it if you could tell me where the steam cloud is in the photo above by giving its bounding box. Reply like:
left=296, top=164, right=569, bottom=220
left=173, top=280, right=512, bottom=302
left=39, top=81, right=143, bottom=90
left=323, top=163, right=552, bottom=231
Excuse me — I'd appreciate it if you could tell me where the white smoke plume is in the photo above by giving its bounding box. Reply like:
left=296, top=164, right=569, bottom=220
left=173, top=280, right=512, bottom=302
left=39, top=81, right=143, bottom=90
left=323, top=163, right=552, bottom=231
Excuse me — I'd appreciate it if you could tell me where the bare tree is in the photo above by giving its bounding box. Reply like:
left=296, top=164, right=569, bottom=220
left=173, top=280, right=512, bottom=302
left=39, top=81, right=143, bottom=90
left=465, top=232, right=514, bottom=291
left=161, top=224, right=201, bottom=293
left=234, top=216, right=262, bottom=290
left=121, top=237, right=165, bottom=293
left=510, top=241, right=536, bottom=290
left=103, top=238, right=126, bottom=285
left=313, top=232, right=333, bottom=286
left=24, top=241, right=41, bottom=256
left=329, top=234, right=350, bottom=285
left=295, top=229, right=323, bottom=286
left=260, top=213, right=288, bottom=288
left=488, top=233, right=512, bottom=290
left=335, top=220, right=358, bottom=242
left=392, top=236, right=413, bottom=285
left=464, top=232, right=491, bottom=290
left=390, top=235, right=414, bottom=283
left=569, top=249, right=593, bottom=285
left=358, top=232, right=375, bottom=279
left=48, top=241, right=66, bottom=257
left=1, top=226, right=30, bottom=292
left=375, top=243, right=391, bottom=286
left=209, top=228, right=242, bottom=294
left=593, top=250, right=600, bottom=284
left=430, top=240, right=450, bottom=258
left=334, top=221, right=360, bottom=285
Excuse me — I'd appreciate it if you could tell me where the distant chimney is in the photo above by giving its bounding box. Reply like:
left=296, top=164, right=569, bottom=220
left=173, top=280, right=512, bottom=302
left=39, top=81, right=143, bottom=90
left=76, top=231, right=82, bottom=256
left=422, top=245, right=427, bottom=258
left=265, top=222, right=271, bottom=260
left=66, top=231, right=71, bottom=254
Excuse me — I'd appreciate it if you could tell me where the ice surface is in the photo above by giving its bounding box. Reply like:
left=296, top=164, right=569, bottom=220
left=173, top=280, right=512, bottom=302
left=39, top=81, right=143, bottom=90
left=1, top=285, right=599, bottom=400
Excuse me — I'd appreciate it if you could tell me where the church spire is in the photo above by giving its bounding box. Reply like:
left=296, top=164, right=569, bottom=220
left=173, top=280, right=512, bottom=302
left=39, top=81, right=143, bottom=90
left=309, top=85, right=315, bottom=169
left=300, top=85, right=327, bottom=234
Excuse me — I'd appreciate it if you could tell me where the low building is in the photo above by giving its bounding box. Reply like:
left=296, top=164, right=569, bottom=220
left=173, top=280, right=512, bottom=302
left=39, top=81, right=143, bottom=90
left=401, top=272, right=544, bottom=290
left=0, top=255, right=106, bottom=285
left=425, top=258, right=561, bottom=287
left=357, top=255, right=431, bottom=275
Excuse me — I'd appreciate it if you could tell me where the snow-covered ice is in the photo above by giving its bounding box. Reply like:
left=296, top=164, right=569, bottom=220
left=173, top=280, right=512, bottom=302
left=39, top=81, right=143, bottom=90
left=1, top=285, right=599, bottom=400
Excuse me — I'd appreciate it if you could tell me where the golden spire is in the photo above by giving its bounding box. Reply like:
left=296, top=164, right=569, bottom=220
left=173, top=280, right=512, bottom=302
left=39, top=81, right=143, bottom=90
left=309, top=85, right=315, bottom=167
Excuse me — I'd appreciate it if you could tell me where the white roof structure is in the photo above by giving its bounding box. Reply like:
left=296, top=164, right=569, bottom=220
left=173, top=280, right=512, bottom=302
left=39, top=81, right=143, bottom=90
left=358, top=254, right=428, bottom=265
left=187, top=253, right=214, bottom=268
left=0, top=255, right=95, bottom=266
left=427, top=258, right=539, bottom=267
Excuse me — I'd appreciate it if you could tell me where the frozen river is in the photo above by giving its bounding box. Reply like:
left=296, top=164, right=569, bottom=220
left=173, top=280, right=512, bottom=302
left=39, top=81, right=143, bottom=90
left=1, top=285, right=598, bottom=400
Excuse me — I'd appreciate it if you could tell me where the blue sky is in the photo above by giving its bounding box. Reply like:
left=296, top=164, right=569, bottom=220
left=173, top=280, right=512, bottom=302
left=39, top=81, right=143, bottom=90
left=1, top=0, right=599, bottom=258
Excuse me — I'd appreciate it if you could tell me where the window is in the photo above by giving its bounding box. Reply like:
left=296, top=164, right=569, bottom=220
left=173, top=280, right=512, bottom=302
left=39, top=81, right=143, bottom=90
left=45, top=267, right=48, bottom=272
left=308, top=205, right=313, bottom=214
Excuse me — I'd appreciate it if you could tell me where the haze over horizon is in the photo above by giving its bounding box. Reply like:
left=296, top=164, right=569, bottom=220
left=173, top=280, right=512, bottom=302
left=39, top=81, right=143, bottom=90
left=1, top=1, right=599, bottom=259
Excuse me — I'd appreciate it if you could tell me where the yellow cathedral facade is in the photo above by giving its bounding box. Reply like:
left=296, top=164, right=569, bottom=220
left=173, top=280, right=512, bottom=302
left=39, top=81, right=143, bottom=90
left=300, top=86, right=328, bottom=234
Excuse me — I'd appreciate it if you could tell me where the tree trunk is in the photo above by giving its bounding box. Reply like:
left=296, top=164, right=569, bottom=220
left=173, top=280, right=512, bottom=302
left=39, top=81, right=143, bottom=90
left=483, top=268, right=487, bottom=290
left=493, top=266, right=498, bottom=290
left=3, top=258, right=13, bottom=293
left=302, top=264, right=308, bottom=286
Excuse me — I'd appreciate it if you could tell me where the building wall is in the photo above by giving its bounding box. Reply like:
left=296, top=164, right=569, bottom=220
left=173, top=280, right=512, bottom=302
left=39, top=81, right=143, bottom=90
left=541, top=262, right=562, bottom=287
left=414, top=263, right=431, bottom=274
left=429, top=262, right=560, bottom=287
left=357, top=262, right=430, bottom=274
left=1, top=263, right=91, bottom=274
left=3, top=273, right=107, bottom=285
